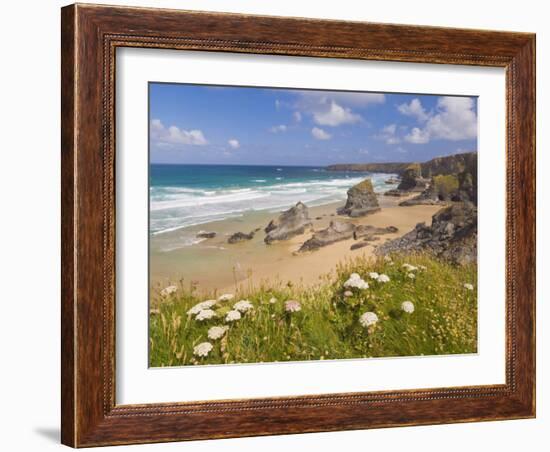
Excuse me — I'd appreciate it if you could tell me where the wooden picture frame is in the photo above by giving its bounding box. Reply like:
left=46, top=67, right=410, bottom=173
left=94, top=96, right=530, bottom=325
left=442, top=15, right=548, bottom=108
left=61, top=3, right=535, bottom=447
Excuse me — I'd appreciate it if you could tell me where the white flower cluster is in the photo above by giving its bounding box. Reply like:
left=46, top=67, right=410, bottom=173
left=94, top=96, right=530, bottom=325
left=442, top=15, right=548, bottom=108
left=225, top=310, right=242, bottom=322
left=369, top=272, right=379, bottom=279
left=193, top=342, right=213, bottom=357
left=343, top=273, right=369, bottom=290
left=160, top=285, right=177, bottom=297
left=269, top=297, right=278, bottom=304
left=376, top=274, right=390, bottom=283
left=401, top=301, right=415, bottom=313
left=407, top=273, right=415, bottom=279
left=234, top=299, right=254, bottom=313
left=218, top=293, right=235, bottom=302
left=463, top=283, right=474, bottom=291
left=402, top=263, right=418, bottom=272
left=207, top=325, right=228, bottom=340
left=284, top=300, right=302, bottom=313
left=187, top=300, right=217, bottom=316
left=195, top=309, right=216, bottom=321
left=359, top=312, right=379, bottom=328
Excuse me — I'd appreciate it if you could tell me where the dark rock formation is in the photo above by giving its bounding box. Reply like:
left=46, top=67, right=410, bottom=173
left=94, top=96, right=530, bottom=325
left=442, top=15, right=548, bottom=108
left=400, top=171, right=476, bottom=206
left=397, top=164, right=430, bottom=192
left=228, top=231, right=255, bottom=244
left=337, top=179, right=380, bottom=217
left=264, top=202, right=312, bottom=244
left=377, top=202, right=477, bottom=265
left=353, top=225, right=398, bottom=240
left=350, top=242, right=370, bottom=251
left=196, top=231, right=216, bottom=239
left=384, top=189, right=409, bottom=197
left=299, top=221, right=355, bottom=252
left=385, top=177, right=400, bottom=184
left=326, top=162, right=411, bottom=174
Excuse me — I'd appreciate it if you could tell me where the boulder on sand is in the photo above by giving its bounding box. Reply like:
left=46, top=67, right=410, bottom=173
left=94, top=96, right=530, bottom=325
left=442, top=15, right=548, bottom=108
left=299, top=220, right=355, bottom=252
left=264, top=202, right=312, bottom=244
left=337, top=179, right=380, bottom=217
left=353, top=225, right=398, bottom=240
left=228, top=231, right=255, bottom=244
left=196, top=231, right=216, bottom=239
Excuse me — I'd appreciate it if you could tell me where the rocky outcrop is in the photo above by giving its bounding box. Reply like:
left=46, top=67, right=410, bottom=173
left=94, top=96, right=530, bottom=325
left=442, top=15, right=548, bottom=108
left=353, top=225, right=398, bottom=240
left=377, top=202, right=477, bottom=265
left=400, top=171, right=476, bottom=206
left=228, top=231, right=255, bottom=244
left=264, top=202, right=312, bottom=244
left=337, top=179, right=380, bottom=217
left=197, top=231, right=216, bottom=239
left=299, top=221, right=355, bottom=252
left=397, top=164, right=430, bottom=192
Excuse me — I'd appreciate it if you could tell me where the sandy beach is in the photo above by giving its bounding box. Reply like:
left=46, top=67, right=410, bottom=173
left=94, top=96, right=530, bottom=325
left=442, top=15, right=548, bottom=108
left=150, top=194, right=442, bottom=296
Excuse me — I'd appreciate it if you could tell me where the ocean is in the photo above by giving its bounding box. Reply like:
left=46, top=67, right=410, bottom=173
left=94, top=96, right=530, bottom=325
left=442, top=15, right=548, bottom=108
left=150, top=164, right=397, bottom=237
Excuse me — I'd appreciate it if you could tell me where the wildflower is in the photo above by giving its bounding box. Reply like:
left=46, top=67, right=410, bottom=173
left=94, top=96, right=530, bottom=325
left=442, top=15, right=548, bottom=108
left=225, top=310, right=242, bottom=322
left=284, top=300, right=302, bottom=313
left=195, top=309, right=216, bottom=321
left=344, top=290, right=353, bottom=297
left=418, top=265, right=427, bottom=271
left=234, top=299, right=254, bottom=313
left=344, top=273, right=369, bottom=289
left=401, top=301, right=415, bottom=313
left=369, top=272, right=379, bottom=280
left=359, top=312, right=379, bottom=328
left=207, top=325, right=228, bottom=340
left=187, top=300, right=217, bottom=315
left=464, top=283, right=474, bottom=290
left=160, top=285, right=177, bottom=297
left=377, top=274, right=390, bottom=283
left=269, top=297, right=278, bottom=304
left=218, top=293, right=235, bottom=302
left=407, top=273, right=415, bottom=279
left=193, top=342, right=213, bottom=357
left=402, top=263, right=418, bottom=272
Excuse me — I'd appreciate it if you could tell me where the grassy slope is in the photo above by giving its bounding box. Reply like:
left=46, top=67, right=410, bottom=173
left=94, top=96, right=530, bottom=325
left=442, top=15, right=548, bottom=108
left=149, top=253, right=477, bottom=367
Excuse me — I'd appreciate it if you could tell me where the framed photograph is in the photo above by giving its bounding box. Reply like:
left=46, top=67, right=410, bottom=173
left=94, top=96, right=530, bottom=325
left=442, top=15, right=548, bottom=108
left=61, top=3, right=536, bottom=447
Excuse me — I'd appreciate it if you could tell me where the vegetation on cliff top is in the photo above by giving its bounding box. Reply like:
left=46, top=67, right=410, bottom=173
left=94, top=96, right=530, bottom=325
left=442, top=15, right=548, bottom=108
left=149, top=253, right=477, bottom=367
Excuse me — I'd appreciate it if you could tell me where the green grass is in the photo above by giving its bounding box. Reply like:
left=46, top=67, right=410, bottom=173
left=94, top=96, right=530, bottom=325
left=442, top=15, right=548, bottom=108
left=149, top=253, right=477, bottom=367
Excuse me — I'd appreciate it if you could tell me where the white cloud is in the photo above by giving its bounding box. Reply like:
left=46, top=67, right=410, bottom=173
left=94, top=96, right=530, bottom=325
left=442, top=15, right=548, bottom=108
left=294, top=91, right=384, bottom=127
left=313, top=101, right=361, bottom=126
left=293, top=111, right=302, bottom=122
left=398, top=98, right=429, bottom=122
left=311, top=127, right=331, bottom=140
left=270, top=124, right=287, bottom=133
left=228, top=139, right=240, bottom=149
left=376, top=123, right=401, bottom=144
left=150, top=119, right=208, bottom=146
left=404, top=96, right=477, bottom=144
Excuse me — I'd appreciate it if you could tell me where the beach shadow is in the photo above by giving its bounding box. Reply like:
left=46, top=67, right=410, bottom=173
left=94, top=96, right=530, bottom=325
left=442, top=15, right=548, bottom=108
left=34, top=427, right=60, bottom=443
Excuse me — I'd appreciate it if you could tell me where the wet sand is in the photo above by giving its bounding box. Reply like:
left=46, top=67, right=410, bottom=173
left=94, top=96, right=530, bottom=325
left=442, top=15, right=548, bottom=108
left=150, top=195, right=442, bottom=296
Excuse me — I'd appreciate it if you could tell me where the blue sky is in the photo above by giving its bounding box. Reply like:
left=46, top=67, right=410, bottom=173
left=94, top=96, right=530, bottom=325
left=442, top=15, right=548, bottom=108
left=149, top=83, right=477, bottom=166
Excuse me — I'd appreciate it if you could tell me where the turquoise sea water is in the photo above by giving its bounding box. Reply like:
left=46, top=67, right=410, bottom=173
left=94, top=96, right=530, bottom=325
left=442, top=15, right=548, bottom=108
left=150, top=164, right=396, bottom=236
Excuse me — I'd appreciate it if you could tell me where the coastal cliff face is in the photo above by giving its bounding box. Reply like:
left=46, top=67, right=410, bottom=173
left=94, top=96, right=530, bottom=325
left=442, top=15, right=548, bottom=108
left=327, top=152, right=477, bottom=179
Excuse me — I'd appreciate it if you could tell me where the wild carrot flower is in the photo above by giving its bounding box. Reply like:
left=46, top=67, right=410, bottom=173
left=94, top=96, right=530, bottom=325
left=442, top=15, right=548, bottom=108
left=344, top=273, right=369, bottom=289
left=269, top=297, right=278, bottom=304
left=193, top=342, right=213, bottom=357
left=407, top=273, right=416, bottom=279
left=369, top=272, right=379, bottom=279
left=208, top=325, right=228, bottom=340
left=160, top=285, right=177, bottom=296
left=284, top=300, right=302, bottom=313
left=187, top=300, right=217, bottom=315
left=344, top=290, right=353, bottom=297
left=195, top=309, right=216, bottom=321
left=359, top=312, right=379, bottom=327
left=218, top=293, right=235, bottom=302
left=377, top=274, right=390, bottom=283
left=464, top=283, right=474, bottom=290
left=234, top=299, right=254, bottom=313
left=225, top=310, right=242, bottom=322
left=402, top=263, right=418, bottom=272
left=401, top=301, right=415, bottom=313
